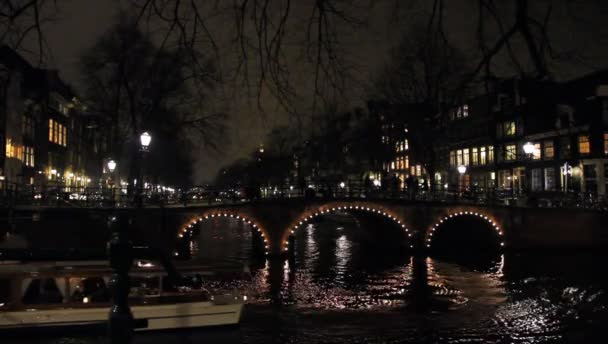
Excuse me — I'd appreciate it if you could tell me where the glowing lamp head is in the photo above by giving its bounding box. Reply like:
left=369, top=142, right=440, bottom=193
left=373, top=179, right=381, bottom=187
left=457, top=165, right=467, bottom=175
left=107, top=160, right=117, bottom=173
left=523, top=141, right=535, bottom=155
left=339, top=182, right=346, bottom=188
left=140, top=131, right=152, bottom=148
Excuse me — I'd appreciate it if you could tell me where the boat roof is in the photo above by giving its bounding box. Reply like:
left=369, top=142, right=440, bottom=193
left=0, top=260, right=250, bottom=279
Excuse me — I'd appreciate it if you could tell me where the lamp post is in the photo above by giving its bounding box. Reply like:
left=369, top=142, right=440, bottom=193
left=457, top=165, right=467, bottom=197
left=137, top=132, right=152, bottom=207
left=107, top=159, right=117, bottom=206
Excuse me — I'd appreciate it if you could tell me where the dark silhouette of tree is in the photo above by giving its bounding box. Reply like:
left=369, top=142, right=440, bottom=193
left=80, top=14, right=225, bottom=186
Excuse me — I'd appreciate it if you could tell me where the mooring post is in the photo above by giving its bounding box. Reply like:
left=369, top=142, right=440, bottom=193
left=107, top=214, right=134, bottom=344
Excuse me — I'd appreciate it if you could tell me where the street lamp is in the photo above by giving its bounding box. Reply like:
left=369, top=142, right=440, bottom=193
left=457, top=165, right=467, bottom=175
left=107, top=160, right=117, bottom=173
left=523, top=142, right=535, bottom=155
left=140, top=132, right=152, bottom=151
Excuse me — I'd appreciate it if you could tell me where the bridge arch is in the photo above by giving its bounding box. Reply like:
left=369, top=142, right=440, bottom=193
left=426, top=211, right=504, bottom=251
left=283, top=202, right=413, bottom=253
left=176, top=210, right=270, bottom=256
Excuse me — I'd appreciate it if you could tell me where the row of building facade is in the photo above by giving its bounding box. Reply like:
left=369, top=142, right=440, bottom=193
left=0, top=46, right=110, bottom=191
left=372, top=72, right=608, bottom=196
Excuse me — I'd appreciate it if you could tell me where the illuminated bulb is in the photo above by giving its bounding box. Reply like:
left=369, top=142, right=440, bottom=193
left=284, top=247, right=288, bottom=251
left=427, top=244, right=430, bottom=248
left=291, top=230, right=295, bottom=234
left=179, top=234, right=183, bottom=238
left=408, top=233, right=411, bottom=237
left=211, top=214, right=215, bottom=217
left=253, top=224, right=257, bottom=227
left=83, top=297, right=89, bottom=304
left=265, top=245, right=269, bottom=249
left=257, top=229, right=261, bottom=232
left=500, top=242, right=505, bottom=246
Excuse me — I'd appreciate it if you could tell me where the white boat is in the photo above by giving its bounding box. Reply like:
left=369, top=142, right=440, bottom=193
left=0, top=261, right=245, bottom=333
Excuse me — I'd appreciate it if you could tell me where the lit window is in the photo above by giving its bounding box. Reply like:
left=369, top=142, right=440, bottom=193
left=504, top=121, right=516, bottom=136
left=472, top=147, right=478, bottom=165
left=463, top=148, right=470, bottom=166
left=604, top=134, right=608, bottom=155
left=405, top=155, right=409, bottom=169
left=410, top=166, right=415, bottom=176
left=48, top=119, right=67, bottom=147
left=5, top=138, right=23, bottom=161
left=533, top=143, right=541, bottom=160
left=23, top=146, right=34, bottom=167
left=404, top=139, right=408, bottom=150
left=505, top=144, right=516, bottom=161
left=480, top=147, right=487, bottom=165
left=456, top=149, right=463, bottom=166
left=390, top=161, right=395, bottom=170
left=456, top=104, right=469, bottom=118
left=488, top=146, right=494, bottom=163
left=416, top=165, right=422, bottom=176
left=578, top=135, right=590, bottom=154
left=544, top=140, right=554, bottom=159
left=449, top=151, right=456, bottom=167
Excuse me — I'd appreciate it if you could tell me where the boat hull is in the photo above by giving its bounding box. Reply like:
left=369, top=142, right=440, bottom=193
left=0, top=302, right=243, bottom=332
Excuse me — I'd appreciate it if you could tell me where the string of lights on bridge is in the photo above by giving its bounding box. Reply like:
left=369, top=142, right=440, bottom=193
left=286, top=204, right=413, bottom=252
left=426, top=211, right=505, bottom=249
left=175, top=212, right=269, bottom=256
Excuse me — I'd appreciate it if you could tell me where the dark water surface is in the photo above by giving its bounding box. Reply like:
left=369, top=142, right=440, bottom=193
left=6, top=214, right=608, bottom=343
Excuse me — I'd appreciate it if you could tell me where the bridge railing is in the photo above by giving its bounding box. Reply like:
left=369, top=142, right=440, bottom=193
left=2, top=180, right=607, bottom=211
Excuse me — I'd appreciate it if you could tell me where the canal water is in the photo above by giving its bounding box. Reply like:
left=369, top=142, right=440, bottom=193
left=6, top=213, right=608, bottom=343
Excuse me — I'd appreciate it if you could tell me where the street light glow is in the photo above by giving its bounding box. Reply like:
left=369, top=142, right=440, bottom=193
left=457, top=165, right=467, bottom=174
left=339, top=182, right=346, bottom=188
left=523, top=141, right=535, bottom=155
left=140, top=132, right=152, bottom=148
left=107, top=160, right=117, bottom=172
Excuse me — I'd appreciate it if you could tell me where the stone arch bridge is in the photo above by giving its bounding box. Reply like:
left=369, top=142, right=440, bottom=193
left=138, top=199, right=608, bottom=256
left=7, top=199, right=607, bottom=256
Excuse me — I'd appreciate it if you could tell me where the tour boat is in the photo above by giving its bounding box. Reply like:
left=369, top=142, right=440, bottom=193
left=0, top=260, right=245, bottom=333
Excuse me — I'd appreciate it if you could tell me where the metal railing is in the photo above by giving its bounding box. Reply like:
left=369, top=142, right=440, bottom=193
left=1, top=180, right=607, bottom=211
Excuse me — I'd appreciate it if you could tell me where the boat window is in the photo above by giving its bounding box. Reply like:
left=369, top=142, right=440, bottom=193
left=1, top=279, right=10, bottom=308
left=130, top=276, right=160, bottom=297
left=22, top=278, right=64, bottom=304
left=161, top=274, right=203, bottom=292
left=70, top=277, right=110, bottom=303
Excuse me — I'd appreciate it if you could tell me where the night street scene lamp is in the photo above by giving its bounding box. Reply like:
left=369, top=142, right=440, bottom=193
left=523, top=141, right=535, bottom=155
left=107, top=159, right=117, bottom=173
left=140, top=132, right=152, bottom=151
left=457, top=165, right=467, bottom=175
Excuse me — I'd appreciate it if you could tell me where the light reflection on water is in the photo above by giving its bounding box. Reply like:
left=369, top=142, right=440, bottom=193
left=6, top=215, right=608, bottom=343
left=187, top=215, right=608, bottom=343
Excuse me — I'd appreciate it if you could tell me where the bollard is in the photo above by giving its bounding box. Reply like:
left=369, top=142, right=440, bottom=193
left=107, top=214, right=134, bottom=344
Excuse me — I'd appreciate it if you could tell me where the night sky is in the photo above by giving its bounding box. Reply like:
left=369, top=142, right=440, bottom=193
left=26, top=0, right=608, bottom=183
